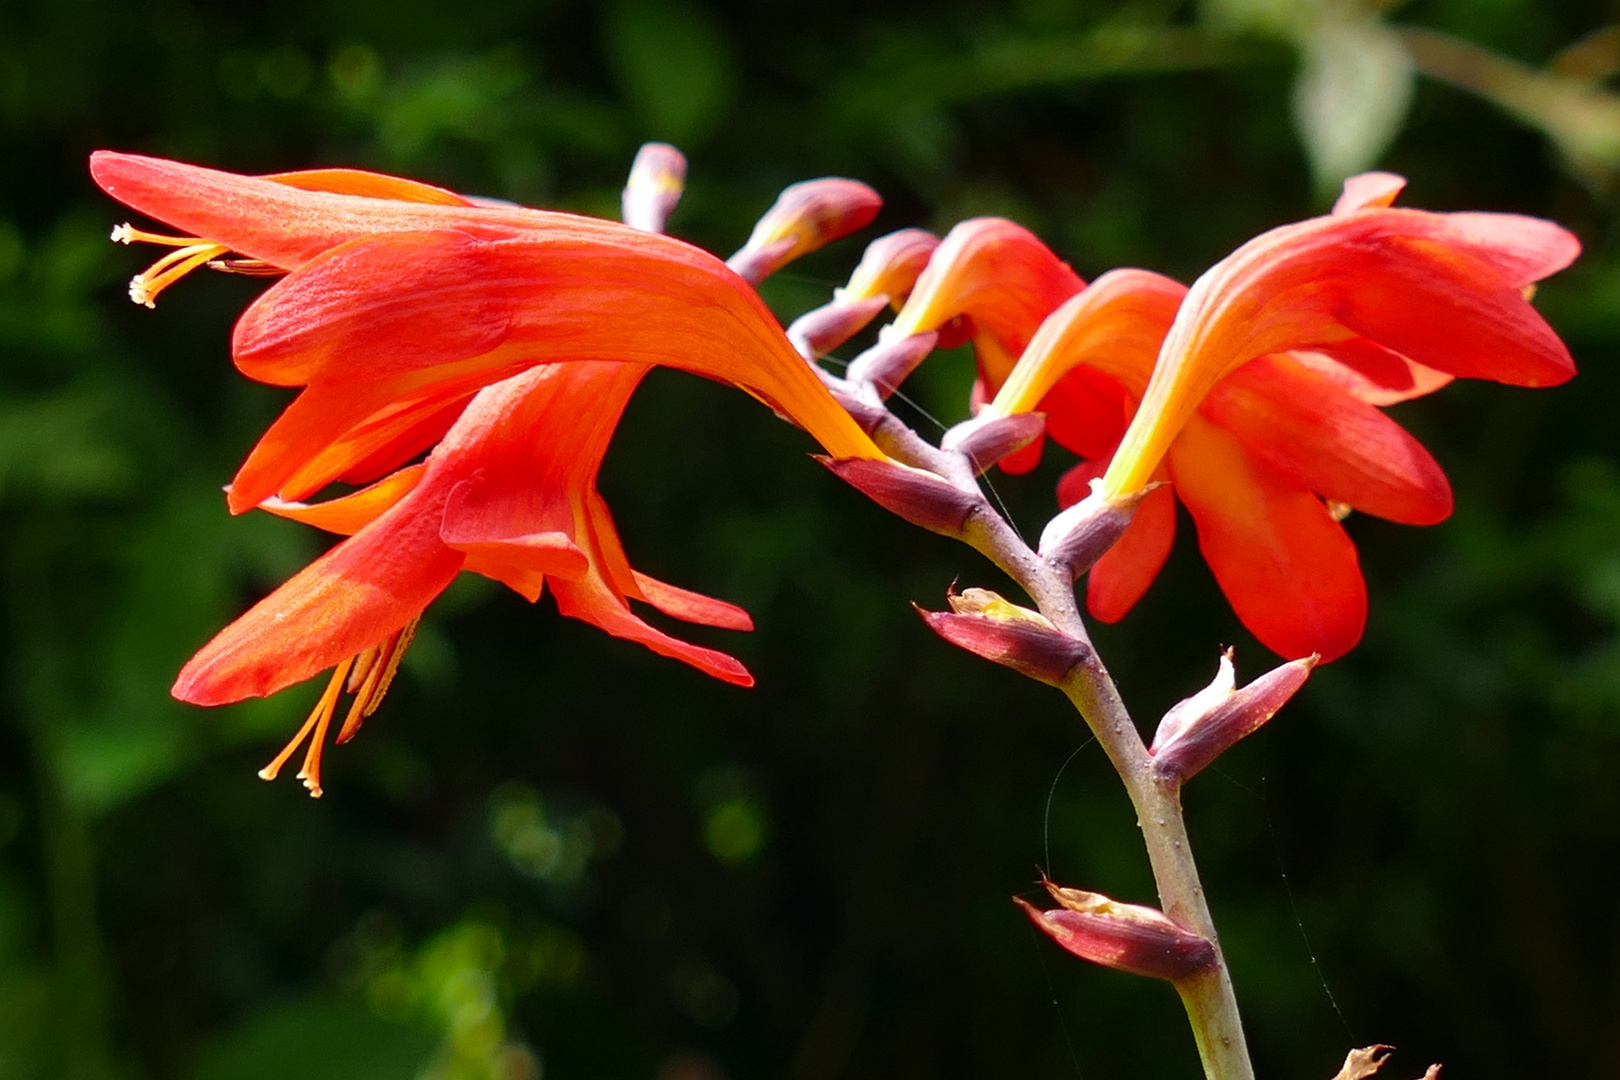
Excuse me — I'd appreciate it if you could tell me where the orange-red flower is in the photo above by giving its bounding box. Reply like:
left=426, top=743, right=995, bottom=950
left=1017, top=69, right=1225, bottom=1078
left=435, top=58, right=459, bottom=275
left=95, top=149, right=889, bottom=792
left=978, top=173, right=1578, bottom=660
left=92, top=152, right=882, bottom=513
left=179, top=362, right=755, bottom=795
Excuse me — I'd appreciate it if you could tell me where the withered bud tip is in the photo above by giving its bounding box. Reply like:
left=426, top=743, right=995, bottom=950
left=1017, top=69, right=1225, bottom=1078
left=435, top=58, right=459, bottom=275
left=1150, top=650, right=1318, bottom=784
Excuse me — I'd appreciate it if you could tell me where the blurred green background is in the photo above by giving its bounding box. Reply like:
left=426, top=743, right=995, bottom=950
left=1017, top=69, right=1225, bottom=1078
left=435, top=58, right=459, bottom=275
left=4, top=0, right=1620, bottom=1077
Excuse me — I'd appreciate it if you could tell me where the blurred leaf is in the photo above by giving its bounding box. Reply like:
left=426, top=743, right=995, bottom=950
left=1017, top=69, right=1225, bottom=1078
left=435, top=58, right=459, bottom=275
left=1293, top=10, right=1414, bottom=191
left=602, top=0, right=738, bottom=144
left=189, top=994, right=436, bottom=1080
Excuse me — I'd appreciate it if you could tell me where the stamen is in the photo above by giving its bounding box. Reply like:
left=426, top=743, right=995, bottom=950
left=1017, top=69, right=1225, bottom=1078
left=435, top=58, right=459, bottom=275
left=257, top=619, right=422, bottom=794
left=111, top=222, right=233, bottom=308
left=129, top=243, right=229, bottom=308
left=294, top=657, right=355, bottom=798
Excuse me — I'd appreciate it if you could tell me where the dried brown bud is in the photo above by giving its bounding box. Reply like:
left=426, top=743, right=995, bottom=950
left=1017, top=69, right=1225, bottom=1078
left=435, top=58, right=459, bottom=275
left=1037, top=479, right=1157, bottom=580
left=621, top=143, right=687, bottom=234
left=1150, top=649, right=1318, bottom=784
left=727, top=178, right=882, bottom=284
left=941, top=413, right=1048, bottom=474
left=787, top=295, right=892, bottom=360
left=844, top=330, right=938, bottom=397
left=917, top=587, right=1093, bottom=684
left=817, top=456, right=980, bottom=536
left=1017, top=878, right=1216, bottom=981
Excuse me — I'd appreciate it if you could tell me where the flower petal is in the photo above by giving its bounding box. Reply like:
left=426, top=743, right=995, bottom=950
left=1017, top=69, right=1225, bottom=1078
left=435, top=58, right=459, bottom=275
left=990, top=269, right=1186, bottom=415
left=889, top=218, right=1084, bottom=388
left=1169, top=415, right=1366, bottom=662
left=1289, top=342, right=1453, bottom=406
left=173, top=483, right=464, bottom=704
left=1201, top=355, right=1453, bottom=525
left=1332, top=172, right=1406, bottom=214
left=257, top=464, right=427, bottom=535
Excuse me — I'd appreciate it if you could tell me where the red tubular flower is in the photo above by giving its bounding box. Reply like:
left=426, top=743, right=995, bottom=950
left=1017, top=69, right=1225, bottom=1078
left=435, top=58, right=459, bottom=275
left=980, top=174, right=1578, bottom=661
left=91, top=152, right=884, bottom=512
left=178, top=362, right=755, bottom=795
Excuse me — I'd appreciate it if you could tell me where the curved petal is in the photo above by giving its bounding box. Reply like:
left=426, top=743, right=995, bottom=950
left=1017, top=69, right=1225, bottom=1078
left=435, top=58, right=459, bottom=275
left=1039, top=366, right=1133, bottom=461
left=91, top=151, right=612, bottom=269
left=889, top=218, right=1084, bottom=387
left=1332, top=172, right=1405, bottom=214
left=1201, top=356, right=1453, bottom=525
left=1103, top=202, right=1578, bottom=498
left=228, top=228, right=882, bottom=487
left=263, top=168, right=473, bottom=206
left=1169, top=416, right=1366, bottom=662
left=1289, top=342, right=1453, bottom=406
left=550, top=572, right=753, bottom=687
left=990, top=269, right=1186, bottom=414
left=172, top=482, right=465, bottom=704
left=257, top=464, right=427, bottom=536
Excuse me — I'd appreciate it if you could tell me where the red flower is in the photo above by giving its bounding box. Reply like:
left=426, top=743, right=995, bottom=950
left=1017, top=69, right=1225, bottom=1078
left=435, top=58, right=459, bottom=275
left=177, top=362, right=755, bottom=795
left=94, top=149, right=889, bottom=792
left=91, top=153, right=882, bottom=513
left=979, top=173, right=1578, bottom=660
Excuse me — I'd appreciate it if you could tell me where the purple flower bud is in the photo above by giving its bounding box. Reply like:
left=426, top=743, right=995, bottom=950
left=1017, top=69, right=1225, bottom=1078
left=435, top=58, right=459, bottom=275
left=1150, top=650, right=1318, bottom=784
left=727, top=178, right=882, bottom=284
left=916, top=587, right=1093, bottom=684
left=842, top=228, right=940, bottom=306
left=1037, top=480, right=1157, bottom=580
left=621, top=143, right=687, bottom=234
left=817, top=456, right=980, bottom=535
left=941, top=413, right=1047, bottom=474
left=787, top=295, right=893, bottom=360
left=1017, top=878, right=1216, bottom=981
left=844, top=330, right=938, bottom=397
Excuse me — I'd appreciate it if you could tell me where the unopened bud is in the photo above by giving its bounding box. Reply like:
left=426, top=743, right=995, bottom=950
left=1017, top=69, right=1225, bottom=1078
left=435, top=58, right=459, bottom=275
left=727, top=178, right=882, bottom=284
left=621, top=143, right=687, bottom=234
left=844, top=330, right=938, bottom=396
left=1017, top=878, right=1216, bottom=981
left=787, top=294, right=892, bottom=360
left=817, top=456, right=980, bottom=536
left=1150, top=649, right=1318, bottom=784
left=841, top=228, right=941, bottom=306
left=1037, top=479, right=1156, bottom=580
left=941, top=413, right=1047, bottom=474
left=917, top=587, right=1093, bottom=684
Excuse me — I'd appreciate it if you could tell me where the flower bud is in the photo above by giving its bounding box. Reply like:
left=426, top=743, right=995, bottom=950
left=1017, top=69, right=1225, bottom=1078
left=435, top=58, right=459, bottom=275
left=1017, top=878, right=1216, bottom=981
left=917, top=587, right=1093, bottom=684
left=1150, top=650, right=1318, bottom=784
left=844, top=330, right=938, bottom=396
left=787, top=294, right=892, bottom=360
left=816, top=456, right=980, bottom=536
left=727, top=178, right=883, bottom=284
left=841, top=228, right=941, bottom=306
left=621, top=143, right=687, bottom=234
left=1037, top=479, right=1157, bottom=580
left=941, top=413, right=1047, bottom=474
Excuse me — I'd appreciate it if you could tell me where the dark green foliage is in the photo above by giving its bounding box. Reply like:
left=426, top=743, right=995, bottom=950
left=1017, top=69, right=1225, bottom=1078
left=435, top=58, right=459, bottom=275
left=2, top=1, right=1619, bottom=1077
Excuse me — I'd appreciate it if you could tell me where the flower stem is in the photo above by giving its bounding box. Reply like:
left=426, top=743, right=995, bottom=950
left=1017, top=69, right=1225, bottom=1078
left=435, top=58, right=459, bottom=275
left=830, top=361, right=1254, bottom=1078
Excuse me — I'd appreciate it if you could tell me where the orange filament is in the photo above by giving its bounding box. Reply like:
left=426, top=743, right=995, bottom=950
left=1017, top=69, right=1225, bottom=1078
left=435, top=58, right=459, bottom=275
left=256, top=620, right=422, bottom=797
left=112, top=223, right=230, bottom=308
